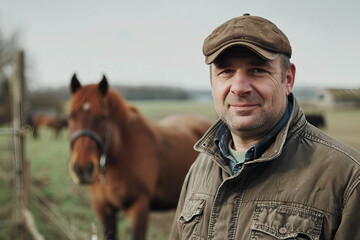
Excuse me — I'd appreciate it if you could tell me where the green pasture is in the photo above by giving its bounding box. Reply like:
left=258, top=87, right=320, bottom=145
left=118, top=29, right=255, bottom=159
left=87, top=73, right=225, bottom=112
left=129, top=99, right=218, bottom=121
left=323, top=109, right=360, bottom=150
left=0, top=100, right=359, bottom=239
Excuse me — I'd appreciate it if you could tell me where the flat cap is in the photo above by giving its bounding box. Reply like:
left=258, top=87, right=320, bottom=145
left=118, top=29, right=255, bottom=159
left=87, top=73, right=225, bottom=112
left=203, top=13, right=292, bottom=64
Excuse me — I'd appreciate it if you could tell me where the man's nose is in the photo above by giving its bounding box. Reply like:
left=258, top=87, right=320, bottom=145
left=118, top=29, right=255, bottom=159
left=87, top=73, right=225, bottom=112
left=230, top=71, right=252, bottom=96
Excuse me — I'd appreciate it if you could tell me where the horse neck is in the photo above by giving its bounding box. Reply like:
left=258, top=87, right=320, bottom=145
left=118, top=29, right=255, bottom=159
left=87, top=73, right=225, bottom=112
left=106, top=92, right=159, bottom=162
left=108, top=104, right=158, bottom=155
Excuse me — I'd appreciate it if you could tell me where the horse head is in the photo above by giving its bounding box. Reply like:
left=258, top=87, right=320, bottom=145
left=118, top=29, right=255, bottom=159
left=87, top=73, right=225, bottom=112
left=68, top=73, right=112, bottom=184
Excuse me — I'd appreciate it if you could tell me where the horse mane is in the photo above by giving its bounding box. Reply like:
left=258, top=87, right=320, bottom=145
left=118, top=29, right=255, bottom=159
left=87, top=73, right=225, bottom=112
left=68, top=84, right=130, bottom=122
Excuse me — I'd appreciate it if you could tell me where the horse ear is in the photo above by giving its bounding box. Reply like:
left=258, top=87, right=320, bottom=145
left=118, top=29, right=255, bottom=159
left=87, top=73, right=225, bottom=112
left=98, top=75, right=108, bottom=96
left=70, top=73, right=82, bottom=94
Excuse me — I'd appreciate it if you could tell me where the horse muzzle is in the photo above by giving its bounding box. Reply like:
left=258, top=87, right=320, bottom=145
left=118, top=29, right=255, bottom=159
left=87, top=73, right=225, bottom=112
left=69, top=129, right=109, bottom=184
left=73, top=162, right=95, bottom=184
left=69, top=153, right=99, bottom=184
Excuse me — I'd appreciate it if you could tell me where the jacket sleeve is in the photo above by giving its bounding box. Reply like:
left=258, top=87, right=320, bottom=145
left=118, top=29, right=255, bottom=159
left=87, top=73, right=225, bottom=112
left=169, top=168, right=192, bottom=239
left=334, top=177, right=360, bottom=239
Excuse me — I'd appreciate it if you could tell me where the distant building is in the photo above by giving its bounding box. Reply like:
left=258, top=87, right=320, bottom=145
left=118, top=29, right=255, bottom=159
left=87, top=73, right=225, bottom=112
left=317, top=88, right=360, bottom=109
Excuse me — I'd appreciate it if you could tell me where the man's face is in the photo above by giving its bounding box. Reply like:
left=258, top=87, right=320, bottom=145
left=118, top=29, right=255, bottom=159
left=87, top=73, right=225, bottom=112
left=211, top=47, right=295, bottom=139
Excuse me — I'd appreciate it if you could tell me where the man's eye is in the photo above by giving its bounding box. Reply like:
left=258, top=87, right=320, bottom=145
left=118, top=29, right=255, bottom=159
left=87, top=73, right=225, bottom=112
left=254, top=68, right=266, bottom=73
left=221, top=69, right=232, bottom=74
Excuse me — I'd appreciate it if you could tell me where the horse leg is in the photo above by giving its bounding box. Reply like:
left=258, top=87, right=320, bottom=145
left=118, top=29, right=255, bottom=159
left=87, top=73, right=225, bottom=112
left=94, top=203, right=118, bottom=240
left=33, top=126, right=38, bottom=139
left=125, top=195, right=150, bottom=240
left=103, top=215, right=117, bottom=240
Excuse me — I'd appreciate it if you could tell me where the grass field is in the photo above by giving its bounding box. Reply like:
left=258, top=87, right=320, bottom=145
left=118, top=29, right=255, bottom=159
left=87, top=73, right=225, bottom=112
left=0, top=100, right=359, bottom=239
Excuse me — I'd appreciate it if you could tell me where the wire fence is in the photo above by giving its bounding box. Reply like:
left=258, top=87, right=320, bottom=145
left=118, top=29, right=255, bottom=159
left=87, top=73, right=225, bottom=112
left=1, top=50, right=98, bottom=240
left=0, top=50, right=42, bottom=240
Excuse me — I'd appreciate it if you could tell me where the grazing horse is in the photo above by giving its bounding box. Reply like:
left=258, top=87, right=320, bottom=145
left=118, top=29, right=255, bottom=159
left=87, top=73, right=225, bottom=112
left=67, top=74, right=213, bottom=240
left=27, top=113, right=68, bottom=139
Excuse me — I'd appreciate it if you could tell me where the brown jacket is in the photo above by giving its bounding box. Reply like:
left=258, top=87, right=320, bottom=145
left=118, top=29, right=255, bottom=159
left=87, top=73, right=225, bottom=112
left=170, top=96, right=360, bottom=240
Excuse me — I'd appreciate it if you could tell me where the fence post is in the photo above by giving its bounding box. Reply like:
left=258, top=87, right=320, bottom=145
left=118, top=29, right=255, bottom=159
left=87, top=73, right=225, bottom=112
left=10, top=49, right=28, bottom=240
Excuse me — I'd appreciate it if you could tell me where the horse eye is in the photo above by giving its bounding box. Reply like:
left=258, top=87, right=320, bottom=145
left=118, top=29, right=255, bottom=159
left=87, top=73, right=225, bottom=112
left=69, top=113, right=75, bottom=119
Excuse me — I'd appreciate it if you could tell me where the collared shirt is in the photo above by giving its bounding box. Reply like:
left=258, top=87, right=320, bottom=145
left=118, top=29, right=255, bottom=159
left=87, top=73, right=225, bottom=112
left=228, top=139, right=246, bottom=169
left=214, top=100, right=293, bottom=174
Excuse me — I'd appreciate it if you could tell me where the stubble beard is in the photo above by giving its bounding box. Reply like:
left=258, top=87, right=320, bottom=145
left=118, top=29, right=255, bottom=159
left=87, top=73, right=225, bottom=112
left=224, top=109, right=268, bottom=133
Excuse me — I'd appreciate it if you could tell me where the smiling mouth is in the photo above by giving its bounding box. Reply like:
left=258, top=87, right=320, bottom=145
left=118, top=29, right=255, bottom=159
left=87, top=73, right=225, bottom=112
left=230, top=104, right=259, bottom=111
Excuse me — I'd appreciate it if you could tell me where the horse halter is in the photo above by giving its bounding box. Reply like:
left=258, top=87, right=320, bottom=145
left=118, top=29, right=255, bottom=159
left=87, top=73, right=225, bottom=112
left=70, top=117, right=112, bottom=183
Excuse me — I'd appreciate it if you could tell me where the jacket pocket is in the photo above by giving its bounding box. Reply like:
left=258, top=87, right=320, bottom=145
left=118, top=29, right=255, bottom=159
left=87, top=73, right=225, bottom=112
left=250, top=202, right=324, bottom=240
left=178, top=195, right=206, bottom=240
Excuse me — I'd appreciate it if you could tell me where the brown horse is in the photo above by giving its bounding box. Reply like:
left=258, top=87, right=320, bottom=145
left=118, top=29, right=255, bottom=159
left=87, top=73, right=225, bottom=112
left=67, top=74, right=213, bottom=240
left=27, top=113, right=68, bottom=139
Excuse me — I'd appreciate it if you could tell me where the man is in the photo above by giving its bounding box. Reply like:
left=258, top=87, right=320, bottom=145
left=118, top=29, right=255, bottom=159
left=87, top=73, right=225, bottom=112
left=170, top=14, right=360, bottom=239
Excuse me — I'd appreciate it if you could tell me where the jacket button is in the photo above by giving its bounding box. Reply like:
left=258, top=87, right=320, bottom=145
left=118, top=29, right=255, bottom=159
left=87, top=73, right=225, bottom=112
left=278, top=227, right=287, bottom=234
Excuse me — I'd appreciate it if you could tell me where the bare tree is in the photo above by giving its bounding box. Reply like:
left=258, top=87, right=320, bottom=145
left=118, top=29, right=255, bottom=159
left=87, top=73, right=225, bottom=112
left=0, top=30, right=18, bottom=69
left=0, top=28, right=19, bottom=124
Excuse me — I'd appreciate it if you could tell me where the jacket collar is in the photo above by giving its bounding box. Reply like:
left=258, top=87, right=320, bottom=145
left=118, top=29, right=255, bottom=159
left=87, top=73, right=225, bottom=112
left=214, top=100, right=292, bottom=162
left=194, top=93, right=307, bottom=164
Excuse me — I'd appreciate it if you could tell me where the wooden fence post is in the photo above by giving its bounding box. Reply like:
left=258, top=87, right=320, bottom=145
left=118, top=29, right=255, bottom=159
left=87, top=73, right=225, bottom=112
left=10, top=49, right=28, bottom=240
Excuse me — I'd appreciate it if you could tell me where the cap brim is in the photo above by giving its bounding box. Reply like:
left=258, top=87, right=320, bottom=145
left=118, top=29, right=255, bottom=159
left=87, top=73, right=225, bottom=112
left=205, top=42, right=279, bottom=64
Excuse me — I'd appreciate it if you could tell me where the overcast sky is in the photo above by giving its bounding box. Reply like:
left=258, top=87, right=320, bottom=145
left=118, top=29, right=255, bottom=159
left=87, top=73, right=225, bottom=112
left=1, top=0, right=359, bottom=90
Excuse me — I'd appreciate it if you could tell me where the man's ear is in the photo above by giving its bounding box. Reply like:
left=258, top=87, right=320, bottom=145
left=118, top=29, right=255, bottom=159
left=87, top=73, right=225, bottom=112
left=285, top=63, right=296, bottom=95
left=70, top=73, right=81, bottom=94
